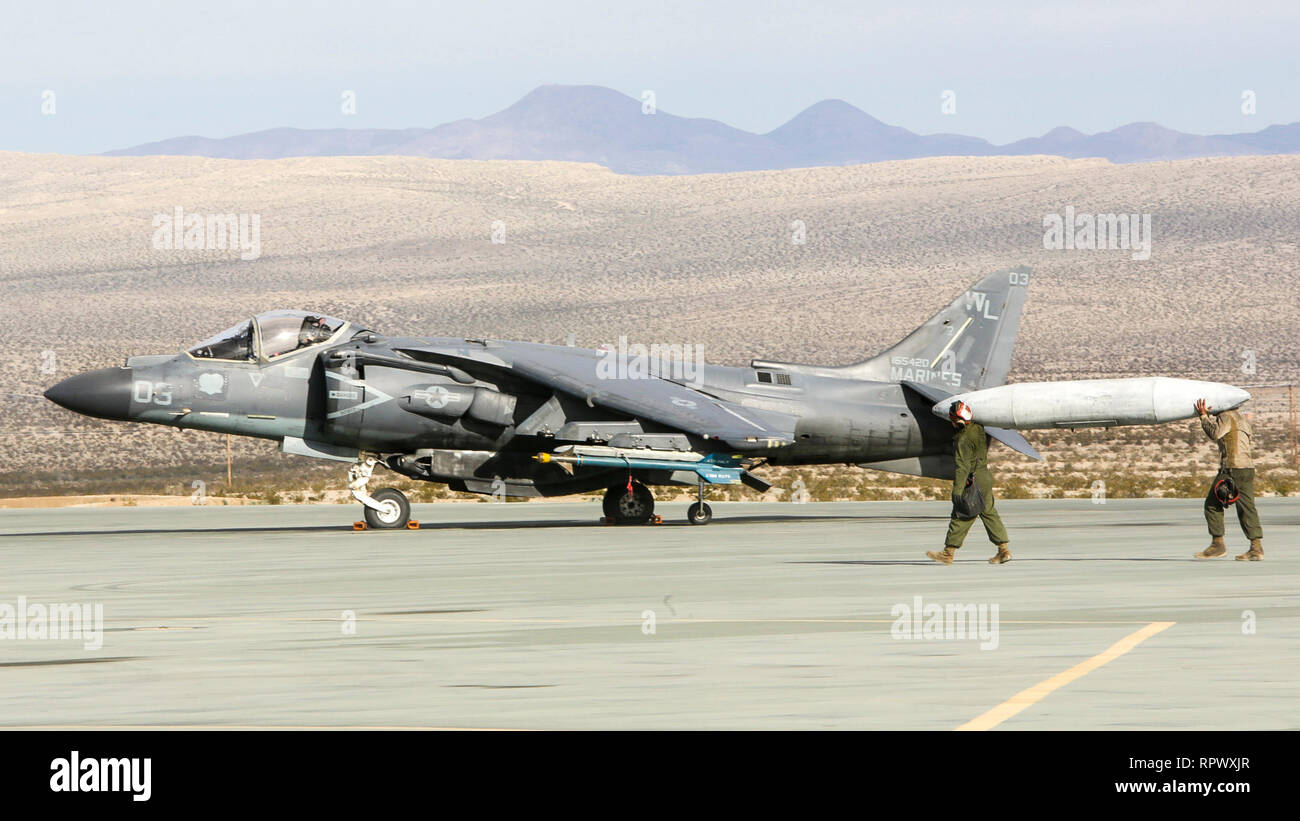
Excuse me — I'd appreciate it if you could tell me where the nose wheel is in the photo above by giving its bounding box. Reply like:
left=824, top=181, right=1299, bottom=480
left=349, top=456, right=412, bottom=530
left=363, top=487, right=411, bottom=529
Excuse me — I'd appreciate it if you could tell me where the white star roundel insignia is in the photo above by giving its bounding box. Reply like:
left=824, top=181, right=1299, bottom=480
left=424, top=385, right=453, bottom=409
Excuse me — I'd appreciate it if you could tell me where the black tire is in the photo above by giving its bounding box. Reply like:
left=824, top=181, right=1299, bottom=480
left=363, top=487, right=410, bottom=529
left=602, top=485, right=621, bottom=520
left=603, top=482, right=654, bottom=524
left=687, top=501, right=712, bottom=525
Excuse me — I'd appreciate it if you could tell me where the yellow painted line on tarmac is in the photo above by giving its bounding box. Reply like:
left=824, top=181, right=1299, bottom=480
left=956, top=621, right=1175, bottom=731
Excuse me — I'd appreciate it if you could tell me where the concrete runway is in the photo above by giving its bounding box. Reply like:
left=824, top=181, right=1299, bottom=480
left=1, top=499, right=1296, bottom=730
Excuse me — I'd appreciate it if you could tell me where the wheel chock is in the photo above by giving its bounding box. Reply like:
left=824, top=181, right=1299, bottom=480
left=352, top=521, right=367, bottom=531
left=406, top=520, right=420, bottom=530
left=599, top=515, right=661, bottom=525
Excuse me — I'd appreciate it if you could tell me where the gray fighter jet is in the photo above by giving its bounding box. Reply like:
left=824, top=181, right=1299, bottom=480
left=44, top=267, right=1041, bottom=527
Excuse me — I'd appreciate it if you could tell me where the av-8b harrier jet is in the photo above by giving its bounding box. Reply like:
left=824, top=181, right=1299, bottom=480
left=43, top=267, right=1248, bottom=528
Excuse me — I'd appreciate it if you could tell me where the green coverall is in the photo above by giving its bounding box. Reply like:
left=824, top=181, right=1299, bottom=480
left=1201, top=410, right=1263, bottom=540
left=1204, top=468, right=1262, bottom=540
left=945, top=422, right=1009, bottom=548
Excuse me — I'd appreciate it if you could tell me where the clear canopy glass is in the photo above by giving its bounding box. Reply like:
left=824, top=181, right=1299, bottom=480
left=187, top=320, right=255, bottom=361
left=187, top=311, right=347, bottom=361
left=255, top=311, right=346, bottom=359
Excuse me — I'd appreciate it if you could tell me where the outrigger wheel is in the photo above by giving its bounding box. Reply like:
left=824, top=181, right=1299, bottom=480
left=686, top=476, right=713, bottom=525
left=602, top=480, right=655, bottom=524
left=363, top=487, right=411, bottom=529
left=686, top=501, right=713, bottom=525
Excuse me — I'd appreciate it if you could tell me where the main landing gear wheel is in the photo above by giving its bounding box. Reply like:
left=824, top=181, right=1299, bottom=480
left=603, top=481, right=655, bottom=524
left=686, top=502, right=713, bottom=525
left=363, top=487, right=410, bottom=529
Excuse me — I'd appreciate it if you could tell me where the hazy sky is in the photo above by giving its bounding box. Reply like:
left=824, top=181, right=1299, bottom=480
left=3, top=0, right=1298, bottom=154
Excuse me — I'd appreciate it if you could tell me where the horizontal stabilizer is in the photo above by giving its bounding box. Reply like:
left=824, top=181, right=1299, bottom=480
left=985, top=426, right=1042, bottom=460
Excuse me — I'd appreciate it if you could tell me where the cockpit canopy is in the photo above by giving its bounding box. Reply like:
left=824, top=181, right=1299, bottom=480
left=187, top=311, right=350, bottom=362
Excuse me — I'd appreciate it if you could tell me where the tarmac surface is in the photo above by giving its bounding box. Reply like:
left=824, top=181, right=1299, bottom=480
left=1, top=498, right=1296, bottom=730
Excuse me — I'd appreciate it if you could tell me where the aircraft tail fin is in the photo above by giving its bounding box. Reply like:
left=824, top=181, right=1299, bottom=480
left=750, top=266, right=1030, bottom=389
left=837, top=266, right=1029, bottom=390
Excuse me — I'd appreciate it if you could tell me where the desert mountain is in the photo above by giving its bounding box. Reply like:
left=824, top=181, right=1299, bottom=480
left=106, top=85, right=1300, bottom=174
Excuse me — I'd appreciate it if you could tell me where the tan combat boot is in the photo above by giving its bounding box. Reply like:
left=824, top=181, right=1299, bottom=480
left=926, top=546, right=957, bottom=564
left=1195, top=536, right=1226, bottom=559
left=1235, top=539, right=1264, bottom=562
left=989, top=544, right=1012, bottom=564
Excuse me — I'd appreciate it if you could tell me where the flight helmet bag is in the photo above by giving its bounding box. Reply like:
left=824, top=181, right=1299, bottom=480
left=953, top=474, right=985, bottom=519
left=1213, top=473, right=1240, bottom=506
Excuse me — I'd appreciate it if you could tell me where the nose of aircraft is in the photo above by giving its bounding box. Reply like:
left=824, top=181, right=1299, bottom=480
left=44, top=367, right=135, bottom=421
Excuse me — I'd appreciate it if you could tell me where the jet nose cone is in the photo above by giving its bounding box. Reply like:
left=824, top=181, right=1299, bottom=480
left=44, top=367, right=134, bottom=421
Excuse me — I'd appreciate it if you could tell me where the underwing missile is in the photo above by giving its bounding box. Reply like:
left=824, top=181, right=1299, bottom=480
left=931, top=377, right=1251, bottom=430
left=535, top=446, right=747, bottom=484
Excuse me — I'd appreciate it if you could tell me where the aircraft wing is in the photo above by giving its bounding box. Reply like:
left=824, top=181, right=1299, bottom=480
left=394, top=343, right=799, bottom=450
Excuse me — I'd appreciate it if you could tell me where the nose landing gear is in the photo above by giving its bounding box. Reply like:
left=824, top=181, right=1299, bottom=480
left=363, top=487, right=411, bottom=529
left=348, top=456, right=412, bottom=529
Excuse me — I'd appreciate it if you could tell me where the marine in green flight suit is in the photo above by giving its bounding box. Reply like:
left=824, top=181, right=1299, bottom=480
left=926, top=401, right=1011, bottom=565
left=1192, top=398, right=1264, bottom=561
